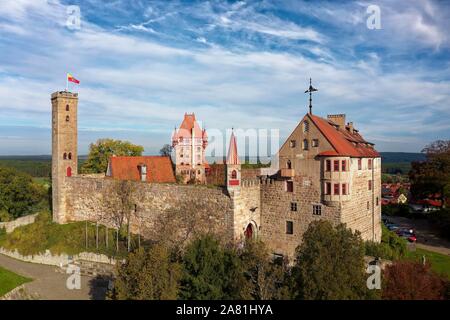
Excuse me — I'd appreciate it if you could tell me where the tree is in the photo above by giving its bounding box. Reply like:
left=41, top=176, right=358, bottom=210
left=179, top=234, right=244, bottom=300
left=410, top=140, right=450, bottom=208
left=291, top=221, right=374, bottom=300
left=383, top=260, right=447, bottom=300
left=81, top=139, right=144, bottom=174
left=111, top=245, right=181, bottom=300
left=0, top=166, right=47, bottom=220
left=239, top=240, right=290, bottom=300
left=160, top=144, right=173, bottom=157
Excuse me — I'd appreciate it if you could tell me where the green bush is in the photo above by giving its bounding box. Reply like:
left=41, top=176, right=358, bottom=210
left=364, top=225, right=407, bottom=260
left=382, top=204, right=411, bottom=217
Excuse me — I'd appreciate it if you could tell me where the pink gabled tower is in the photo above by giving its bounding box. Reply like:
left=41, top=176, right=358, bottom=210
left=172, top=113, right=209, bottom=183
left=226, top=129, right=241, bottom=192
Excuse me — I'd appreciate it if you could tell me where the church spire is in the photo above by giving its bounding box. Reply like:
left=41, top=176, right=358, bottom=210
left=304, top=78, right=318, bottom=114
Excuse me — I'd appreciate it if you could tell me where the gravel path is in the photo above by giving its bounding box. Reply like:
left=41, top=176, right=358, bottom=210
left=0, top=253, right=107, bottom=300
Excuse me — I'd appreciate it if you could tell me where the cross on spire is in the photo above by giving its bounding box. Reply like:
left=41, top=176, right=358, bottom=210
left=304, top=78, right=318, bottom=114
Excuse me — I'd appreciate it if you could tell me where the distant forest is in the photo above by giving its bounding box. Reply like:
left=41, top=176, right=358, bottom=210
left=0, top=152, right=425, bottom=178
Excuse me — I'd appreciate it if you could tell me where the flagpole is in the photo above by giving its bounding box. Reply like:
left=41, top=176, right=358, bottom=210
left=66, top=73, right=68, bottom=92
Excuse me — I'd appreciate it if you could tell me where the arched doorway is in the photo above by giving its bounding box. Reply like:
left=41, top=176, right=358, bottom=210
left=66, top=166, right=72, bottom=177
left=244, top=221, right=257, bottom=240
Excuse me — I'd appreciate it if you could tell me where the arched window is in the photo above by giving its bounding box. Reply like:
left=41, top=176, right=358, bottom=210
left=68, top=152, right=72, bottom=160
left=287, top=160, right=292, bottom=169
left=66, top=115, right=70, bottom=122
left=231, top=170, right=237, bottom=179
left=66, top=166, right=72, bottom=177
left=63, top=153, right=67, bottom=160
left=66, top=104, right=70, bottom=111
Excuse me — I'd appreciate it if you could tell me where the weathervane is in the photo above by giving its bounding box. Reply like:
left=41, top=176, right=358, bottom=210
left=304, top=78, right=318, bottom=114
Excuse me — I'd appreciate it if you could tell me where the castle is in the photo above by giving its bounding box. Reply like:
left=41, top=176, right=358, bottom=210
left=51, top=90, right=381, bottom=259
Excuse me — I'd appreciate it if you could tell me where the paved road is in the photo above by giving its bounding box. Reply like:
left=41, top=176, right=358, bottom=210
left=387, top=216, right=450, bottom=256
left=0, top=253, right=107, bottom=300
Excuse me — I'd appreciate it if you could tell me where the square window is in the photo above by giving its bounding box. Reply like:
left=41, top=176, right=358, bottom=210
left=358, top=158, right=362, bottom=170
left=342, top=183, right=347, bottom=195
left=326, top=160, right=331, bottom=172
left=333, top=160, right=339, bottom=171
left=313, top=205, right=322, bottom=215
left=286, top=181, right=294, bottom=192
left=312, top=139, right=319, bottom=147
left=286, top=221, right=294, bottom=234
left=341, top=160, right=346, bottom=171
left=325, top=182, right=331, bottom=195
left=334, top=183, right=340, bottom=195
left=290, top=202, right=297, bottom=211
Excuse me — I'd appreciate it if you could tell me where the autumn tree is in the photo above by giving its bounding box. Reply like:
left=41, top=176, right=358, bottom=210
left=160, top=144, right=173, bottom=157
left=81, top=139, right=144, bottom=174
left=239, top=240, right=290, bottom=300
left=179, top=234, right=244, bottom=300
left=382, top=260, right=447, bottom=300
left=291, top=220, right=374, bottom=300
left=410, top=140, right=450, bottom=208
left=111, top=244, right=181, bottom=300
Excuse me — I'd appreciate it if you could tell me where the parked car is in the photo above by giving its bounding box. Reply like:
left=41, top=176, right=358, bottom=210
left=386, top=223, right=399, bottom=231
left=397, top=230, right=417, bottom=242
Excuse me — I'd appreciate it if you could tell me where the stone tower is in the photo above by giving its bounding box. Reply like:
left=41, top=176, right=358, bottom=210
left=226, top=130, right=241, bottom=193
left=51, top=91, right=78, bottom=223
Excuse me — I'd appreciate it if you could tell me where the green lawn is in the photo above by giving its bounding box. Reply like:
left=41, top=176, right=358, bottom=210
left=0, top=266, right=31, bottom=297
left=0, top=211, right=135, bottom=258
left=406, top=247, right=450, bottom=279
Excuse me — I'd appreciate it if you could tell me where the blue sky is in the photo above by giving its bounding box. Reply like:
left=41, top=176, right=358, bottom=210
left=0, top=0, right=449, bottom=155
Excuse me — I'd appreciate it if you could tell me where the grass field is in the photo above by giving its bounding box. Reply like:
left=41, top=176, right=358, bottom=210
left=406, top=247, right=450, bottom=279
left=0, top=266, right=31, bottom=297
left=0, top=211, right=136, bottom=258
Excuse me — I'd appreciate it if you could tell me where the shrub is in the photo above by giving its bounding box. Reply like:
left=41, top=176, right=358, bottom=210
left=365, top=225, right=407, bottom=260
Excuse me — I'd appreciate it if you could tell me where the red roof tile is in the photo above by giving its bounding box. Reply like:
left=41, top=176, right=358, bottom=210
left=309, top=114, right=380, bottom=158
left=107, top=156, right=176, bottom=183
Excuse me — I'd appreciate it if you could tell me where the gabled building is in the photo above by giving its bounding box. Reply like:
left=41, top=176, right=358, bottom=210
left=172, top=113, right=209, bottom=183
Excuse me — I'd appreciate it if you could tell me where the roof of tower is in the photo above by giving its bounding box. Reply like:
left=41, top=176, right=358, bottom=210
left=176, top=113, right=204, bottom=138
left=107, top=156, right=176, bottom=183
left=308, top=114, right=379, bottom=158
left=226, top=130, right=240, bottom=165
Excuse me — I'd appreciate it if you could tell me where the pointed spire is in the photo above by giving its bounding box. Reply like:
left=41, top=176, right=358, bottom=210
left=227, top=129, right=240, bottom=165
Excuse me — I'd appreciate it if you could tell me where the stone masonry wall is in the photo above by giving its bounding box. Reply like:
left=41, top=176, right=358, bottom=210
left=260, top=176, right=340, bottom=259
left=232, top=179, right=261, bottom=241
left=63, top=177, right=234, bottom=245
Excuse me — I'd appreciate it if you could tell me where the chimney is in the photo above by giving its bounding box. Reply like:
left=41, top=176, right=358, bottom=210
left=327, top=114, right=346, bottom=128
left=347, top=122, right=354, bottom=133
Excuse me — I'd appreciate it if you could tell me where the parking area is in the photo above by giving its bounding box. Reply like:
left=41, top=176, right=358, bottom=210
left=384, top=215, right=450, bottom=256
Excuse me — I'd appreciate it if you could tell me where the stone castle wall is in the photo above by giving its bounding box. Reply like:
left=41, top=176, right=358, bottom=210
left=63, top=177, right=234, bottom=245
left=231, top=179, right=261, bottom=241
left=260, top=176, right=341, bottom=258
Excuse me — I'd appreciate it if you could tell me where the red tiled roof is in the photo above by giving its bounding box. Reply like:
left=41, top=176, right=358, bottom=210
left=309, top=114, right=380, bottom=158
left=174, top=113, right=204, bottom=139
left=107, top=156, right=176, bottom=183
left=227, top=131, right=240, bottom=165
